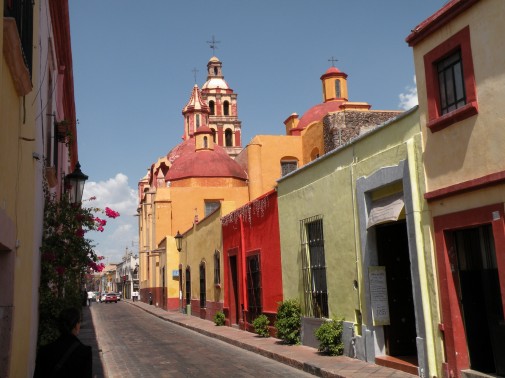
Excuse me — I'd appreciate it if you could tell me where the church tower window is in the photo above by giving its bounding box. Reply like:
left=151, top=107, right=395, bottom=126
left=223, top=101, right=230, bottom=116
left=212, top=129, right=216, bottom=143
left=225, top=129, right=233, bottom=147
left=203, top=136, right=208, bottom=148
left=196, top=114, right=200, bottom=128
left=335, top=80, right=341, bottom=98
left=209, top=100, right=215, bottom=115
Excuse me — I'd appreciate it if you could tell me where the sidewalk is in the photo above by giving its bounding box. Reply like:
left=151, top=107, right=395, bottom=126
left=125, top=299, right=417, bottom=378
left=80, top=305, right=105, bottom=378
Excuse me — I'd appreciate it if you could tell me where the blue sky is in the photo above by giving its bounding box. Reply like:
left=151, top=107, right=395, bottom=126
left=70, top=0, right=444, bottom=263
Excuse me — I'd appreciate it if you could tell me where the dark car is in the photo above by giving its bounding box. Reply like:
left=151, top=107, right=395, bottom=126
left=104, top=293, right=118, bottom=303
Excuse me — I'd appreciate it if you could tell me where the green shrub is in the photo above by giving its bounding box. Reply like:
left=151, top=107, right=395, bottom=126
left=213, top=311, right=226, bottom=326
left=252, top=314, right=270, bottom=337
left=274, top=299, right=301, bottom=344
left=314, top=318, right=344, bottom=356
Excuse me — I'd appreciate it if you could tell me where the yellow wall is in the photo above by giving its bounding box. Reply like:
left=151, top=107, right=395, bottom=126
left=236, top=135, right=303, bottom=200
left=1, top=9, right=40, bottom=377
left=413, top=0, right=505, bottom=195
left=300, top=121, right=324, bottom=164
left=179, top=202, right=235, bottom=308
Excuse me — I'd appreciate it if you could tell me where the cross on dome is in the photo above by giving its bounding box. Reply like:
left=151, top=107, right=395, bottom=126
left=328, top=56, right=338, bottom=67
left=207, top=35, right=220, bottom=55
left=192, top=67, right=199, bottom=83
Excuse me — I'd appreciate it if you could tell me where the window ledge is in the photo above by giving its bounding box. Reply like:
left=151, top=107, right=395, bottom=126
left=427, top=101, right=478, bottom=132
left=3, top=17, right=32, bottom=96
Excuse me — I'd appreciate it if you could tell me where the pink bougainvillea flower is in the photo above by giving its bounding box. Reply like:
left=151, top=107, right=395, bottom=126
left=97, top=226, right=104, bottom=232
left=105, top=207, right=120, bottom=219
left=75, top=228, right=85, bottom=238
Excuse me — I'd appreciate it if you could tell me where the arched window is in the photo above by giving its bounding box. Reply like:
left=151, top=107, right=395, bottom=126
left=225, top=129, right=233, bottom=147
left=214, top=67, right=218, bottom=75
left=203, top=136, right=208, bottom=148
left=186, top=116, right=190, bottom=135
left=223, top=101, right=230, bottom=116
left=199, top=262, right=206, bottom=308
left=185, top=267, right=191, bottom=306
left=335, top=80, right=341, bottom=98
left=310, top=148, right=320, bottom=161
left=212, top=129, right=217, bottom=143
left=209, top=100, right=215, bottom=115
left=196, top=114, right=200, bottom=128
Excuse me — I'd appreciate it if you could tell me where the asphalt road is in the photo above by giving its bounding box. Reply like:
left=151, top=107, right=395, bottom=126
left=91, top=302, right=315, bottom=377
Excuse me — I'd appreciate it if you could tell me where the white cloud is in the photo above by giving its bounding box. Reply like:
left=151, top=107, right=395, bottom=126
left=398, top=76, right=418, bottom=110
left=83, top=173, right=139, bottom=264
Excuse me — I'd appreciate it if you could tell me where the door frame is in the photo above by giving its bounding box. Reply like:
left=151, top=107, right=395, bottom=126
left=357, top=160, right=427, bottom=376
left=433, top=203, right=505, bottom=375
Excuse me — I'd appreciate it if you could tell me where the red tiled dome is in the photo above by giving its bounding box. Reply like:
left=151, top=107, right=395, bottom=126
left=296, top=100, right=345, bottom=130
left=165, top=139, right=247, bottom=181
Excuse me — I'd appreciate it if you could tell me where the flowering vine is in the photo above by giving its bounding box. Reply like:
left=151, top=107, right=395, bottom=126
left=38, top=185, right=120, bottom=346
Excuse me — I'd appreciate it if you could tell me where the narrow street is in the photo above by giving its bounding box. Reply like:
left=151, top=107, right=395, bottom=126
left=90, top=302, right=315, bottom=377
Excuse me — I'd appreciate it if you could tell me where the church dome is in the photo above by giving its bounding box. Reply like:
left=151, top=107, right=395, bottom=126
left=165, top=138, right=247, bottom=181
left=202, top=78, right=229, bottom=90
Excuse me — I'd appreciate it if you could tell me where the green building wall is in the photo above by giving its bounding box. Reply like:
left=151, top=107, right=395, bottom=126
left=277, top=107, right=443, bottom=377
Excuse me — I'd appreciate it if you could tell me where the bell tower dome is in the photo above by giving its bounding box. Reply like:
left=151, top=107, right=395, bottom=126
left=201, top=56, right=242, bottom=159
left=320, top=66, right=348, bottom=102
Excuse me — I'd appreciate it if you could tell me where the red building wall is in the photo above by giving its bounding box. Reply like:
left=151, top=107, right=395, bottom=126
left=221, top=190, right=283, bottom=332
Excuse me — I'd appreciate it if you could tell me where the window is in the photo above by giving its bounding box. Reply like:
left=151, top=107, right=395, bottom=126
left=335, top=79, right=341, bottom=98
left=300, top=216, right=328, bottom=318
left=437, top=51, right=466, bottom=115
left=212, top=129, right=217, bottom=143
left=199, top=262, right=206, bottom=308
left=4, top=0, right=34, bottom=75
left=225, top=129, right=233, bottom=147
left=223, top=101, right=230, bottom=116
left=209, top=100, right=215, bottom=115
left=423, top=26, right=478, bottom=132
left=185, top=267, right=191, bottom=305
left=214, top=250, right=220, bottom=285
left=281, top=161, right=298, bottom=177
left=205, top=201, right=220, bottom=217
left=196, top=114, right=200, bottom=128
left=203, top=136, right=208, bottom=148
left=246, top=254, right=262, bottom=318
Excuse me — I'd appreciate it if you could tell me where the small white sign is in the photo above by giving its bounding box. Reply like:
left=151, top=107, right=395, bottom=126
left=369, top=266, right=390, bottom=326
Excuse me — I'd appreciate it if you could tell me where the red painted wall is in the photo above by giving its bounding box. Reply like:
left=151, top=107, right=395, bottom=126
left=222, top=190, right=283, bottom=327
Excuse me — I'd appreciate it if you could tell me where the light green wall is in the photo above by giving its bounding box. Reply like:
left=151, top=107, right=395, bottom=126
left=278, top=109, right=422, bottom=322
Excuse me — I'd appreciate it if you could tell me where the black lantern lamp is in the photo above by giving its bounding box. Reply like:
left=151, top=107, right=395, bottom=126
left=65, top=161, right=88, bottom=204
left=174, top=231, right=183, bottom=252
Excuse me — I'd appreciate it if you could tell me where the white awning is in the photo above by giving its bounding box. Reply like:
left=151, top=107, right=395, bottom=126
left=367, top=192, right=404, bottom=229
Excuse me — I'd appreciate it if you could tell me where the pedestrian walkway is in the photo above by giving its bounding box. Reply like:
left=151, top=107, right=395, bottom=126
left=80, top=305, right=105, bottom=378
left=124, top=300, right=417, bottom=378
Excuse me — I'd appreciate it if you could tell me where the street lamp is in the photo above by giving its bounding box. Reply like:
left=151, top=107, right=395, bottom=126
left=65, top=161, right=88, bottom=204
left=175, top=231, right=183, bottom=252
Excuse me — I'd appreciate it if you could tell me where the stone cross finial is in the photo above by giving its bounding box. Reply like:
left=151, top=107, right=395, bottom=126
left=328, top=56, right=338, bottom=67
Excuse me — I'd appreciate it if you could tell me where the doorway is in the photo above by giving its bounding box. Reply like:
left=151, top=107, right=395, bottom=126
left=376, top=221, right=417, bottom=358
left=449, top=225, right=505, bottom=375
left=229, top=255, right=240, bottom=325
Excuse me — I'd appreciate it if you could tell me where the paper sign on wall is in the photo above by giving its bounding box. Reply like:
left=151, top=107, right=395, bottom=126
left=369, top=266, right=390, bottom=326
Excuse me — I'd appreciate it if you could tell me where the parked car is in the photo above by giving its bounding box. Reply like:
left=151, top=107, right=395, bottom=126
left=99, top=292, right=107, bottom=303
left=104, top=293, right=118, bottom=303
